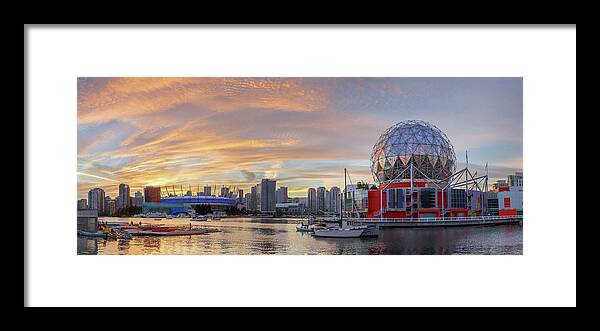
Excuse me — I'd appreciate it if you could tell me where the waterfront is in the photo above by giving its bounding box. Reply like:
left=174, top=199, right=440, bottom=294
left=78, top=217, right=523, bottom=255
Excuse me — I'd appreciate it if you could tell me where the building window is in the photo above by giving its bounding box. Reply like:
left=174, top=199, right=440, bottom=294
left=386, top=188, right=405, bottom=209
left=419, top=188, right=437, bottom=209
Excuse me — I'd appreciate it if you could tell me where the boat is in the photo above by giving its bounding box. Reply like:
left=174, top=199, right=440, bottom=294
left=102, top=221, right=130, bottom=226
left=296, top=222, right=333, bottom=233
left=311, top=168, right=379, bottom=238
left=77, top=230, right=108, bottom=238
left=148, top=226, right=180, bottom=232
left=296, top=224, right=313, bottom=232
left=113, top=230, right=133, bottom=239
left=312, top=225, right=379, bottom=238
left=191, top=215, right=209, bottom=221
left=210, top=216, right=221, bottom=221
left=166, top=215, right=173, bottom=219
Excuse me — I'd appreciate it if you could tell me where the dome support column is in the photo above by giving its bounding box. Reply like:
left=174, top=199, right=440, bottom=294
left=410, top=162, right=414, bottom=220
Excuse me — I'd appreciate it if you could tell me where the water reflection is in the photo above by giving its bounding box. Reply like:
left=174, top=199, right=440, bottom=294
left=77, top=217, right=523, bottom=255
left=77, top=237, right=98, bottom=255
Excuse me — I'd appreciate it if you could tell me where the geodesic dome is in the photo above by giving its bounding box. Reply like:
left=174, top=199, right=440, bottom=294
left=370, top=120, right=456, bottom=183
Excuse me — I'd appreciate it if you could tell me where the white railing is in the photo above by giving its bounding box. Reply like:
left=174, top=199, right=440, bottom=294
left=350, top=215, right=523, bottom=223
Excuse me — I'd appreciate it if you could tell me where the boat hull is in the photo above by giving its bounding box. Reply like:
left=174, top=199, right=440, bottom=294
left=77, top=230, right=107, bottom=238
left=312, top=226, right=378, bottom=238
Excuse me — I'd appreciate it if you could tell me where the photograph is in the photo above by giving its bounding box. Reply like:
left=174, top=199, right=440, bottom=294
left=26, top=25, right=575, bottom=307
left=77, top=77, right=523, bottom=255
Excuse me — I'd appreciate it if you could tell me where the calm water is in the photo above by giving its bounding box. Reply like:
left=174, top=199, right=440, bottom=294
left=77, top=217, right=523, bottom=255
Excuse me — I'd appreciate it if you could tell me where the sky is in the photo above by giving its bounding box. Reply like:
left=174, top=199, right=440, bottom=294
left=77, top=77, right=523, bottom=199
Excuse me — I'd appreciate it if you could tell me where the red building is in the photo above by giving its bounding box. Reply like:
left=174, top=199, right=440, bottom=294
left=364, top=179, right=482, bottom=219
left=144, top=186, right=161, bottom=203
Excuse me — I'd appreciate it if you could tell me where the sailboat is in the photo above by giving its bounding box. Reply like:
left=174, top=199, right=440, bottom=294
left=311, top=225, right=378, bottom=238
left=312, top=168, right=379, bottom=238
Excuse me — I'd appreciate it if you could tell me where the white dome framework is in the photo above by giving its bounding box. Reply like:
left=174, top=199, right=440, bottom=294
left=370, top=120, right=456, bottom=183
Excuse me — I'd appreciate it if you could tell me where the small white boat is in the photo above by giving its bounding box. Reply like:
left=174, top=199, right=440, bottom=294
left=312, top=225, right=379, bottom=238
left=166, top=215, right=173, bottom=219
left=296, top=224, right=312, bottom=232
left=311, top=168, right=379, bottom=238
left=191, top=215, right=209, bottom=221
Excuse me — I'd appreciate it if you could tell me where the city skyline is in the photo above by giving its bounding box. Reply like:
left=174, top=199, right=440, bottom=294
left=78, top=77, right=523, bottom=199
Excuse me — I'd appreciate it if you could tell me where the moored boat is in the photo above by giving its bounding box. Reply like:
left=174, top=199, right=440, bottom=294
left=312, top=225, right=379, bottom=238
left=77, top=230, right=108, bottom=238
left=296, top=224, right=312, bottom=232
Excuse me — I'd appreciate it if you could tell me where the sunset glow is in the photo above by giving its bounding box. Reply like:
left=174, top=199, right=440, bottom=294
left=78, top=77, right=523, bottom=198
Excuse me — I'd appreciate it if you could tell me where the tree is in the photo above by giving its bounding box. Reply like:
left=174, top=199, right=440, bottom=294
left=274, top=208, right=283, bottom=217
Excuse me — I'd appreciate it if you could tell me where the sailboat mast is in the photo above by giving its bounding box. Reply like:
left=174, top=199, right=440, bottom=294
left=341, top=168, right=346, bottom=227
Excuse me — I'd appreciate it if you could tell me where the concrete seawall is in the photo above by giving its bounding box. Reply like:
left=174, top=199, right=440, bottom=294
left=77, top=209, right=98, bottom=232
left=350, top=217, right=522, bottom=228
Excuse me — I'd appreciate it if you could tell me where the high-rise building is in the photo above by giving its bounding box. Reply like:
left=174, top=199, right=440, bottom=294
left=316, top=187, right=326, bottom=212
left=204, top=186, right=212, bottom=196
left=296, top=197, right=308, bottom=214
left=276, top=186, right=288, bottom=203
left=508, top=172, right=523, bottom=187
left=307, top=188, right=317, bottom=213
left=104, top=196, right=111, bottom=213
left=244, top=193, right=252, bottom=209
left=329, top=186, right=341, bottom=214
left=324, top=189, right=331, bottom=212
left=220, top=186, right=230, bottom=198
left=260, top=179, right=276, bottom=212
left=249, top=185, right=258, bottom=211
left=108, top=199, right=116, bottom=216
left=118, top=183, right=130, bottom=209
left=77, top=199, right=88, bottom=209
left=256, top=183, right=262, bottom=210
left=88, top=188, right=105, bottom=214
left=134, top=191, right=144, bottom=207
left=238, top=189, right=244, bottom=203
left=144, top=186, right=161, bottom=202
